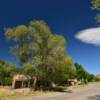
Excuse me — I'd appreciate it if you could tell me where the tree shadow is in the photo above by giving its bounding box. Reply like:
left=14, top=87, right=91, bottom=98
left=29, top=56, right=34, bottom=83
left=88, top=95, right=100, bottom=100
left=40, top=86, right=73, bottom=93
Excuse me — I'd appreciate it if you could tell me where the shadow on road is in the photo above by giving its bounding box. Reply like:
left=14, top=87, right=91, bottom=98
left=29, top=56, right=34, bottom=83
left=88, top=95, right=100, bottom=100
left=41, top=87, right=73, bottom=93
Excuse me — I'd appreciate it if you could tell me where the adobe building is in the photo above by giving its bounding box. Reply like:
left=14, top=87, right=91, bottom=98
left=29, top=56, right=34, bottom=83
left=68, top=79, right=78, bottom=86
left=12, top=74, right=31, bottom=89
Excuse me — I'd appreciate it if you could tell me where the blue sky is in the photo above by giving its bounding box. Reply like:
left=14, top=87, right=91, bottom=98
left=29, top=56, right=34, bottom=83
left=0, top=0, right=99, bottom=74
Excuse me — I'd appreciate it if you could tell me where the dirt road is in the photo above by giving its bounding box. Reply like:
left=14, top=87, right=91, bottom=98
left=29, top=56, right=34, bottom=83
left=20, top=82, right=100, bottom=100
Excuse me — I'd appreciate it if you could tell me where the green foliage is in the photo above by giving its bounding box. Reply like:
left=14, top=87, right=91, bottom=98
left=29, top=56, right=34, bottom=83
left=0, top=59, right=15, bottom=85
left=75, top=63, right=95, bottom=83
left=95, top=14, right=100, bottom=22
left=92, top=0, right=100, bottom=23
left=92, top=0, right=100, bottom=10
left=5, top=19, right=76, bottom=88
left=21, top=63, right=36, bottom=77
left=4, top=77, right=13, bottom=85
left=94, top=77, right=100, bottom=82
left=88, top=74, right=95, bottom=82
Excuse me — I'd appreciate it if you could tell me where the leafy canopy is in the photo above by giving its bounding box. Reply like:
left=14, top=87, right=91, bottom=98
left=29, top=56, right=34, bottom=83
left=5, top=19, right=76, bottom=85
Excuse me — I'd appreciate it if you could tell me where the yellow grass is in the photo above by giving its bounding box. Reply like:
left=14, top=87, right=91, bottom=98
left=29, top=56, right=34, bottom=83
left=0, top=84, right=90, bottom=100
left=0, top=87, right=46, bottom=100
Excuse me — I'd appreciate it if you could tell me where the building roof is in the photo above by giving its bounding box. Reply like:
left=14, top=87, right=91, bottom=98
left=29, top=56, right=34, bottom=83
left=13, top=74, right=31, bottom=81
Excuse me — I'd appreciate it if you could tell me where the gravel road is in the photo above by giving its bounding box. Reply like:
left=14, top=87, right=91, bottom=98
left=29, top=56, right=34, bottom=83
left=20, top=83, right=100, bottom=100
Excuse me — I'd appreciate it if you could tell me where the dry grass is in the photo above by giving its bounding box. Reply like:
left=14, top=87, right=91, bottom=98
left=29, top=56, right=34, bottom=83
left=0, top=84, right=91, bottom=100
left=0, top=87, right=47, bottom=100
left=67, top=83, right=95, bottom=93
left=0, top=86, right=69, bottom=100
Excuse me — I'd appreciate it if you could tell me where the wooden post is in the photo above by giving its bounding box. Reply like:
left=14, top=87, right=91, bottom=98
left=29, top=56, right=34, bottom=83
left=33, top=77, right=37, bottom=91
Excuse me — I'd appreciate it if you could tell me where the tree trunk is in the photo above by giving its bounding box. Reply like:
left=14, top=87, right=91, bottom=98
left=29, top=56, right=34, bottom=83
left=32, top=76, right=37, bottom=91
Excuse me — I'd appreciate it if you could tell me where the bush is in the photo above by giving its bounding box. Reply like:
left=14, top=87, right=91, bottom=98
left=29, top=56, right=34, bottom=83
left=4, top=77, right=13, bottom=85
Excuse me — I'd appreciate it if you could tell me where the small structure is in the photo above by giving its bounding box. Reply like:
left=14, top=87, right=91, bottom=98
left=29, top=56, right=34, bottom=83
left=68, top=79, right=78, bottom=86
left=12, top=74, right=31, bottom=89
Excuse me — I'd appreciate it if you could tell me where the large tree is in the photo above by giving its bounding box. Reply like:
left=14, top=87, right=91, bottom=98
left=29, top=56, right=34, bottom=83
left=5, top=19, right=76, bottom=89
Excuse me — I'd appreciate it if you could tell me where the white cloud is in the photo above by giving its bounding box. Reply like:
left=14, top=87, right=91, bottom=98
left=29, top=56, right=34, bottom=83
left=75, top=27, right=100, bottom=46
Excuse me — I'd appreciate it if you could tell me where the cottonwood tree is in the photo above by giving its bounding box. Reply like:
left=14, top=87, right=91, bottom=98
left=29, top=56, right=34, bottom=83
left=5, top=19, right=76, bottom=90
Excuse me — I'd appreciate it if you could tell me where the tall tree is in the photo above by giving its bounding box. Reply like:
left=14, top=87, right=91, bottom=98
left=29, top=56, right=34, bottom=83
left=5, top=19, right=76, bottom=89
